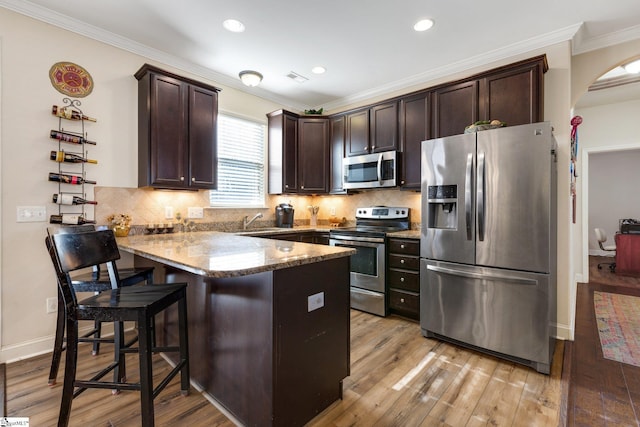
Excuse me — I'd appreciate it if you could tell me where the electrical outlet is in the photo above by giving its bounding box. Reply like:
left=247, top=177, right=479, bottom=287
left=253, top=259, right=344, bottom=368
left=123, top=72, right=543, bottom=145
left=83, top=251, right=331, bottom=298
left=46, top=297, right=58, bottom=314
left=188, top=207, right=204, bottom=219
left=330, top=207, right=336, bottom=216
left=17, top=206, right=47, bottom=222
left=165, top=206, right=174, bottom=219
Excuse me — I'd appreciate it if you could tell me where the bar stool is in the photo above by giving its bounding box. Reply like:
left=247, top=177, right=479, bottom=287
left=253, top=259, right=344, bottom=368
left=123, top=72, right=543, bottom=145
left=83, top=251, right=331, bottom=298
left=48, top=225, right=155, bottom=386
left=47, top=229, right=189, bottom=427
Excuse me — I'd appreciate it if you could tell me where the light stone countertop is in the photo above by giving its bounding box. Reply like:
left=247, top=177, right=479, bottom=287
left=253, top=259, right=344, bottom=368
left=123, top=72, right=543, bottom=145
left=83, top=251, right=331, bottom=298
left=387, top=230, right=421, bottom=240
left=117, top=231, right=355, bottom=279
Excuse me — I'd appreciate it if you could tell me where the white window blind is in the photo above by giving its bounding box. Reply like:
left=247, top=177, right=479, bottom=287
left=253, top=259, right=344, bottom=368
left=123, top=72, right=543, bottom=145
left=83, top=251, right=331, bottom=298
left=210, top=114, right=265, bottom=207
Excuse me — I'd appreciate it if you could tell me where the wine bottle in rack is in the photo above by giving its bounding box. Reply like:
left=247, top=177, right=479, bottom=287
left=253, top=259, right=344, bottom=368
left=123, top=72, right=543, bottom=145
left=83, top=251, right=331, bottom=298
left=50, top=151, right=98, bottom=164
left=50, top=130, right=97, bottom=145
left=49, top=214, right=96, bottom=225
left=52, top=105, right=97, bottom=122
left=48, top=172, right=96, bottom=185
left=52, top=193, right=98, bottom=205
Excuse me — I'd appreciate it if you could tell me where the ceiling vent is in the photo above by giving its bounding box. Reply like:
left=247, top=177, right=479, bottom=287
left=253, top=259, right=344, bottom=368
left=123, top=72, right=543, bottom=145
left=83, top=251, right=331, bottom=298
left=286, top=71, right=309, bottom=83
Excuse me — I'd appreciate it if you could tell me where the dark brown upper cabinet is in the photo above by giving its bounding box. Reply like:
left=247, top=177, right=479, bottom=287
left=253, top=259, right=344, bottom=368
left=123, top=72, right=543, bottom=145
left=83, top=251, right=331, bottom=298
left=432, top=80, right=479, bottom=139
left=399, top=91, right=430, bottom=190
left=329, top=115, right=346, bottom=194
left=298, top=117, right=329, bottom=194
left=345, top=101, right=398, bottom=157
left=478, top=58, right=546, bottom=126
left=136, top=64, right=220, bottom=190
left=267, top=110, right=329, bottom=194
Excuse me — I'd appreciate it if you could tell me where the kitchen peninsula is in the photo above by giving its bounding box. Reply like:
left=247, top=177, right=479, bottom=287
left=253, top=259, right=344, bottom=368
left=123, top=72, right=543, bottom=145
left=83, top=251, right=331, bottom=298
left=117, top=231, right=354, bottom=426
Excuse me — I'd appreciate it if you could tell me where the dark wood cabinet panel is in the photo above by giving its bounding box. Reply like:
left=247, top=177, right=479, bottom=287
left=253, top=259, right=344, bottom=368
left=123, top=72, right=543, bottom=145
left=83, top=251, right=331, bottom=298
left=136, top=64, right=220, bottom=190
left=399, top=92, right=430, bottom=189
left=268, top=110, right=298, bottom=194
left=387, top=237, right=420, bottom=320
left=370, top=101, right=398, bottom=153
left=329, top=115, right=346, bottom=194
left=432, top=80, right=479, bottom=138
left=268, top=111, right=328, bottom=194
left=298, top=118, right=329, bottom=193
left=479, top=59, right=545, bottom=127
left=189, top=85, right=218, bottom=188
left=345, top=109, right=369, bottom=156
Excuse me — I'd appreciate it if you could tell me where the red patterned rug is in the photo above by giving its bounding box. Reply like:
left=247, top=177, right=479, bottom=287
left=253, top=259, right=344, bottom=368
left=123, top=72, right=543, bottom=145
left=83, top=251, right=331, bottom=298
left=594, top=291, right=640, bottom=367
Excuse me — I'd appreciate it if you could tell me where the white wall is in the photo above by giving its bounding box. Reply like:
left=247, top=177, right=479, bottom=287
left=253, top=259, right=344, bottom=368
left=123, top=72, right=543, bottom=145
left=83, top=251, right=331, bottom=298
left=589, top=149, right=640, bottom=252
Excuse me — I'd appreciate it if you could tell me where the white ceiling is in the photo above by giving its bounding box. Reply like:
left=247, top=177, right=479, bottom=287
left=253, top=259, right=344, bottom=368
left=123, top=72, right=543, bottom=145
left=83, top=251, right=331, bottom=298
left=2, top=0, right=640, bottom=111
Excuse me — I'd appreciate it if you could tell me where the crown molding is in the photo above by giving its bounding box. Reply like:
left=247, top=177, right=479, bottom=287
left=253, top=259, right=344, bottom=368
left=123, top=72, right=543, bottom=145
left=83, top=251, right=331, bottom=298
left=572, top=24, right=640, bottom=55
left=322, top=23, right=582, bottom=111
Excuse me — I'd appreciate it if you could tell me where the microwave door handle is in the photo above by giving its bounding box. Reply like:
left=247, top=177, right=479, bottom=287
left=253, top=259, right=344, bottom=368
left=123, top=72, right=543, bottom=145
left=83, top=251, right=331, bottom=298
left=465, top=153, right=473, bottom=241
left=377, top=153, right=383, bottom=184
left=477, top=151, right=486, bottom=241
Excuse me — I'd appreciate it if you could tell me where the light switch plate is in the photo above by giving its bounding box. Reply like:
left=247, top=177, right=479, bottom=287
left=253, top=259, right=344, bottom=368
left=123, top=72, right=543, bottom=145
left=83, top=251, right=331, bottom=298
left=17, top=206, right=47, bottom=222
left=165, top=206, right=174, bottom=219
left=308, top=292, right=325, bottom=312
left=188, top=207, right=204, bottom=219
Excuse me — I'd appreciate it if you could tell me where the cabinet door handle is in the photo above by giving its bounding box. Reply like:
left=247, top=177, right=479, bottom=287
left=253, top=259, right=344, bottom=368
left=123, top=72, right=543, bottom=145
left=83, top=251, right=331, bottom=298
left=180, top=176, right=185, bottom=181
left=400, top=277, right=405, bottom=282
left=191, top=177, right=195, bottom=182
left=400, top=298, right=405, bottom=303
left=400, top=244, right=405, bottom=249
left=285, top=184, right=289, bottom=188
left=400, top=259, right=405, bottom=264
left=301, top=185, right=304, bottom=189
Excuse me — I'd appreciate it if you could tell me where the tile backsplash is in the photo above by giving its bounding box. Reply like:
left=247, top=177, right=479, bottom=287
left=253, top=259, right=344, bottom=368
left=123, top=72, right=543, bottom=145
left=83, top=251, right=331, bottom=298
left=95, top=186, right=422, bottom=233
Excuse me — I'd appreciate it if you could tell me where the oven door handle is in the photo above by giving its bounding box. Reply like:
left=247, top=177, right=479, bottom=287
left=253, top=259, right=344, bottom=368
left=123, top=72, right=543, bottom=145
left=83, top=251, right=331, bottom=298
left=330, top=237, right=385, bottom=246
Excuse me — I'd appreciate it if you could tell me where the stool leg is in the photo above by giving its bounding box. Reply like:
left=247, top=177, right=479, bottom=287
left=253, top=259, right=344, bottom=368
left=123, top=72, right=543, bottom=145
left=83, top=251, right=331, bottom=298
left=138, top=313, right=155, bottom=427
left=113, top=321, right=127, bottom=386
left=178, top=294, right=190, bottom=395
left=58, top=317, right=78, bottom=427
left=92, top=320, right=102, bottom=356
left=49, top=293, right=66, bottom=386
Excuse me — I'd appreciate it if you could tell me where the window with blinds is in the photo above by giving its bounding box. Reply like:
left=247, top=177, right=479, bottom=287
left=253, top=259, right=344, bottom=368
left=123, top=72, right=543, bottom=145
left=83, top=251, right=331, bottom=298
left=210, top=114, right=266, bottom=207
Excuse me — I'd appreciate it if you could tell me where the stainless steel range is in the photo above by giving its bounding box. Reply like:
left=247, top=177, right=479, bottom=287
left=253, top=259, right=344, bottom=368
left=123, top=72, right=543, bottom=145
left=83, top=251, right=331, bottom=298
left=329, top=206, right=410, bottom=316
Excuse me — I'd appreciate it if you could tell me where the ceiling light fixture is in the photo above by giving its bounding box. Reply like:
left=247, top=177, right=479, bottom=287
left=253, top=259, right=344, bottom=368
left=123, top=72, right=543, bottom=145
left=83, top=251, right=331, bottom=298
left=239, top=70, right=263, bottom=87
left=414, top=18, right=434, bottom=32
left=312, top=66, right=326, bottom=74
left=223, top=19, right=245, bottom=33
left=623, top=59, right=640, bottom=74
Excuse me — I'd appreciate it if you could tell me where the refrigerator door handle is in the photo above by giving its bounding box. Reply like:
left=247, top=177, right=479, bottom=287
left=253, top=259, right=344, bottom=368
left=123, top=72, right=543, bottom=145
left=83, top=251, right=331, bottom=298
left=477, top=151, right=486, bottom=241
left=426, top=264, right=538, bottom=285
left=377, top=153, right=383, bottom=184
left=465, top=153, right=473, bottom=240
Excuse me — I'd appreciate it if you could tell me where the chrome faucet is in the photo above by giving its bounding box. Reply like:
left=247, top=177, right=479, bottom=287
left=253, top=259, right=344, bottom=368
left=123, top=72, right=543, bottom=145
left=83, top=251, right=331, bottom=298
left=243, top=212, right=263, bottom=230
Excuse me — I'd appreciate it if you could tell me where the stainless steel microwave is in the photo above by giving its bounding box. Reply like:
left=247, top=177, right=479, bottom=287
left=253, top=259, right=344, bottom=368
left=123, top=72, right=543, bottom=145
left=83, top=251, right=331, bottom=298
left=343, top=151, right=397, bottom=190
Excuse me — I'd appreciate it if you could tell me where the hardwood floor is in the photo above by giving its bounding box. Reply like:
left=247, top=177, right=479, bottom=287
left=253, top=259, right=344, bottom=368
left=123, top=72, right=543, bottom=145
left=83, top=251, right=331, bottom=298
left=565, top=255, right=640, bottom=426
left=5, top=313, right=563, bottom=426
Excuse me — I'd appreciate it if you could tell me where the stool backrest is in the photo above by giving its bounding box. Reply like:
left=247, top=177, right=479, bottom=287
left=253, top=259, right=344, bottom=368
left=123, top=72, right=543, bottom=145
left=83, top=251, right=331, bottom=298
left=46, top=229, right=122, bottom=316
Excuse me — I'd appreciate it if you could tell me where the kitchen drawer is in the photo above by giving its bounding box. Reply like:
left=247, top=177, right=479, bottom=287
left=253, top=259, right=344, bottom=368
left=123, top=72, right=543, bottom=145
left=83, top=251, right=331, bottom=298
left=388, top=289, right=419, bottom=318
left=388, top=254, right=420, bottom=270
left=388, top=239, right=419, bottom=255
left=388, top=269, right=419, bottom=292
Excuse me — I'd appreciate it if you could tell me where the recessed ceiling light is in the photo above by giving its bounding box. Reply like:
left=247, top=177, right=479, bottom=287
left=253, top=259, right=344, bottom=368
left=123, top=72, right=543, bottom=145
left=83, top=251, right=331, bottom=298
left=312, top=66, right=326, bottom=74
left=414, top=19, right=434, bottom=32
left=223, top=19, right=245, bottom=33
left=623, top=59, right=640, bottom=74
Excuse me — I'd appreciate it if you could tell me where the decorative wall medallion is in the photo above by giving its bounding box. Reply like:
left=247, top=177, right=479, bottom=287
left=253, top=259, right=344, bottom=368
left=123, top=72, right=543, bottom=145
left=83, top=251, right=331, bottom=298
left=49, top=62, right=94, bottom=97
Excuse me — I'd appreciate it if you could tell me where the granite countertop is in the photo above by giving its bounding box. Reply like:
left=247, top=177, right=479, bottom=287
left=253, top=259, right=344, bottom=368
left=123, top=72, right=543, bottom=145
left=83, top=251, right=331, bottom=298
left=387, top=229, right=421, bottom=239
left=117, top=231, right=354, bottom=279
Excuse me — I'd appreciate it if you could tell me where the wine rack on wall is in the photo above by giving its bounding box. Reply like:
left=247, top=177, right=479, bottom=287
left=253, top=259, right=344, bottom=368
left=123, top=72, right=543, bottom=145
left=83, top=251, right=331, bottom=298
left=49, top=98, right=98, bottom=225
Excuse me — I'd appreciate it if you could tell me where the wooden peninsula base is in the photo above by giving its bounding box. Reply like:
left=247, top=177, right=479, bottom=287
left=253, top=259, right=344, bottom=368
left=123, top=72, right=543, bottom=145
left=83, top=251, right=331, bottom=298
left=139, top=255, right=351, bottom=427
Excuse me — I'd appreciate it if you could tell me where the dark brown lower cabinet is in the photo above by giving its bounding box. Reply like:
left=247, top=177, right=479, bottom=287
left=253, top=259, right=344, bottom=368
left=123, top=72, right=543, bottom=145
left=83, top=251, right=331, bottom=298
left=139, top=256, right=350, bottom=427
left=387, top=238, right=420, bottom=320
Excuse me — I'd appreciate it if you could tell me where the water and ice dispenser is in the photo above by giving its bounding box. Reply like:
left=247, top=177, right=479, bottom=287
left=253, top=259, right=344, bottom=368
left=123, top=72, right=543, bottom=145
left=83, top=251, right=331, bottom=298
left=427, top=185, right=458, bottom=229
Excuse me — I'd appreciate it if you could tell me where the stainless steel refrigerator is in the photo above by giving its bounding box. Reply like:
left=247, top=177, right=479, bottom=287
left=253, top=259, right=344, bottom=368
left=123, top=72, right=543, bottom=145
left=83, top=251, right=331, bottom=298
left=420, top=122, right=557, bottom=374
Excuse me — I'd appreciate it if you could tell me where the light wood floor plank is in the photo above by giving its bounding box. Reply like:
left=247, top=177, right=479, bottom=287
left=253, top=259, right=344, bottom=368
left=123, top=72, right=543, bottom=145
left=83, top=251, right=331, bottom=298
left=5, top=310, right=562, bottom=426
